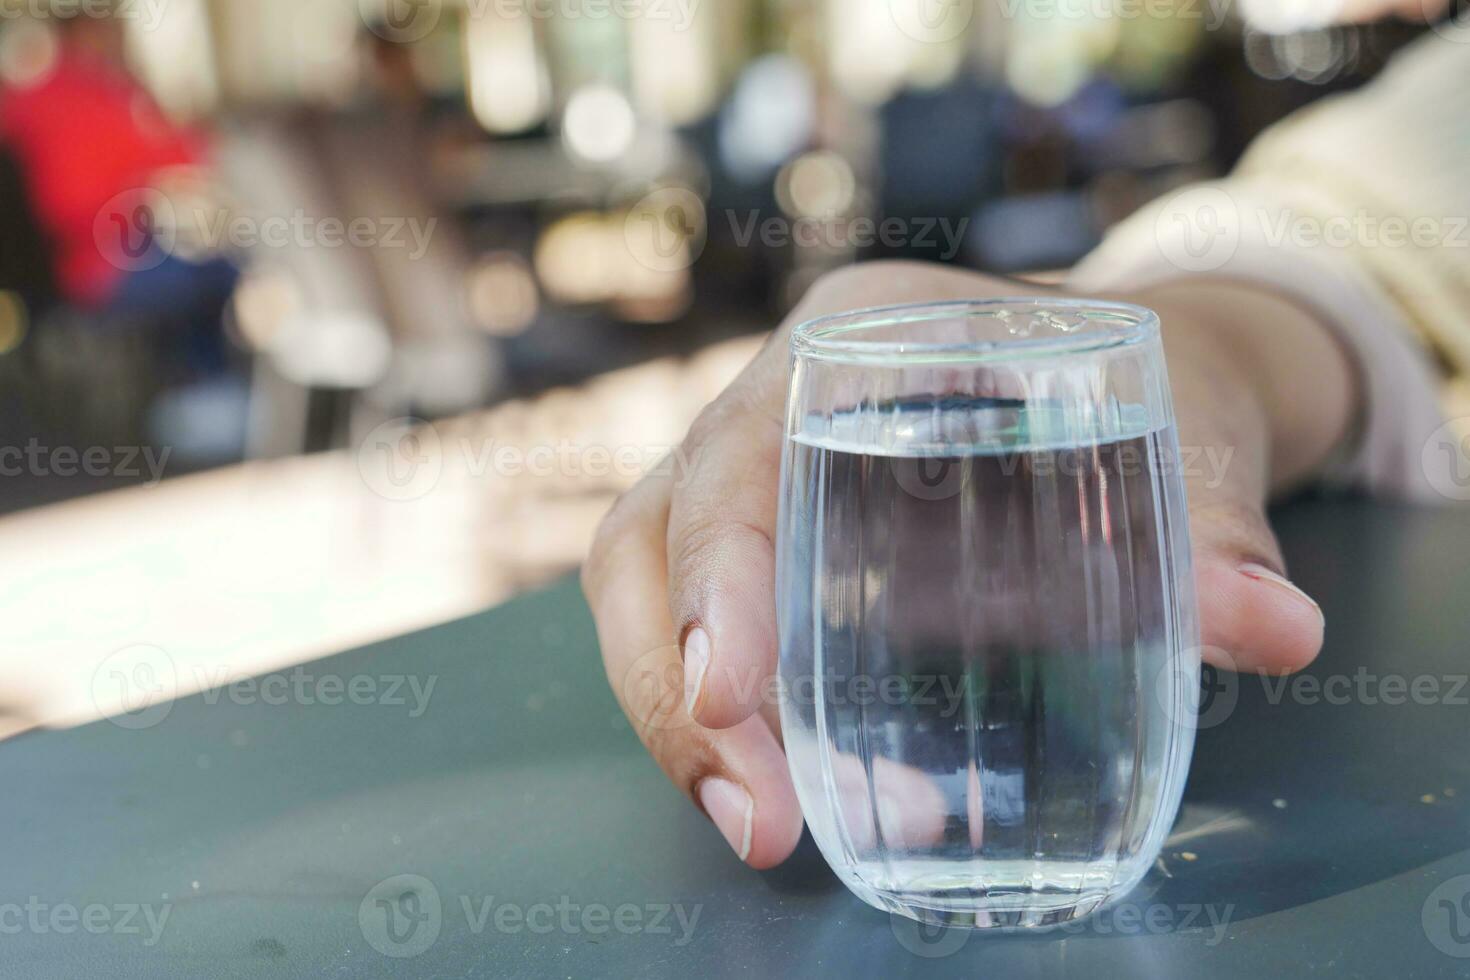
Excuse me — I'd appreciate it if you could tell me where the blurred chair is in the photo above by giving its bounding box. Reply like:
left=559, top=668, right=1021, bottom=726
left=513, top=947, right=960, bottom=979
left=216, top=107, right=502, bottom=459
left=213, top=115, right=394, bottom=458
left=0, top=146, right=58, bottom=316
left=0, top=145, right=155, bottom=449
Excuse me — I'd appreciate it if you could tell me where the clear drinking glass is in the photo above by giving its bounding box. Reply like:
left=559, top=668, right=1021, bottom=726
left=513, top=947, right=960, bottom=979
left=776, top=298, right=1199, bottom=929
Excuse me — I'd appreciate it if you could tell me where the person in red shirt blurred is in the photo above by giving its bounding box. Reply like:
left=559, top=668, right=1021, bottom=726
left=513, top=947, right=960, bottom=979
left=0, top=13, right=236, bottom=370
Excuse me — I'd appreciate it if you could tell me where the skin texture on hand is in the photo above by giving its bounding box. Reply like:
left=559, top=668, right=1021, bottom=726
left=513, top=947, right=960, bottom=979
left=581, top=261, right=1354, bottom=868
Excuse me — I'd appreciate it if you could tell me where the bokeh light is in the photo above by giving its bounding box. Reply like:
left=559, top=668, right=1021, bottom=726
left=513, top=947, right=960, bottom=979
left=778, top=152, right=857, bottom=219
left=466, top=5, right=550, bottom=134
left=468, top=252, right=540, bottom=337
left=562, top=84, right=637, bottom=164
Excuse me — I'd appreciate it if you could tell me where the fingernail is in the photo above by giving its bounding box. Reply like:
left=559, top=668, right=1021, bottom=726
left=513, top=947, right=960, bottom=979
left=682, top=626, right=711, bottom=718
left=697, top=777, right=753, bottom=861
left=1238, top=562, right=1324, bottom=624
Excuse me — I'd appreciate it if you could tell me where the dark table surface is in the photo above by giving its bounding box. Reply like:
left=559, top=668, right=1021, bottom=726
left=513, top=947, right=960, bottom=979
left=4, top=498, right=1470, bottom=978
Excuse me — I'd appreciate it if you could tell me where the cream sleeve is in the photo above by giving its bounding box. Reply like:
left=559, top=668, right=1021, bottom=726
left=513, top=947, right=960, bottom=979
left=1068, top=28, right=1470, bottom=501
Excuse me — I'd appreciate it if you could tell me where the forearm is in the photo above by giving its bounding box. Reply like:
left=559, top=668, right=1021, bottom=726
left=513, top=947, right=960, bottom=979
left=1069, top=32, right=1467, bottom=502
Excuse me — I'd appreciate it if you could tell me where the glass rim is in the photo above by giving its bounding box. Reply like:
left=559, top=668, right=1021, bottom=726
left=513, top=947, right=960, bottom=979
left=789, top=297, right=1160, bottom=364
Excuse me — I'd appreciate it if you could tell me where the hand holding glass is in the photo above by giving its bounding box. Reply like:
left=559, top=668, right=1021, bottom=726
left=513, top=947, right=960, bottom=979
left=776, top=299, right=1199, bottom=928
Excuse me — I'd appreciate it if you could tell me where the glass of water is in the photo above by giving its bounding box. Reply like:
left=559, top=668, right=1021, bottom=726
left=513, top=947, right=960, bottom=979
left=776, top=298, right=1199, bottom=929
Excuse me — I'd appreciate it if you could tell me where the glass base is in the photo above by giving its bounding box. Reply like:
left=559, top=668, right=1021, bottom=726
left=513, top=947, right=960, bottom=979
left=846, top=867, right=1150, bottom=930
left=862, top=889, right=1108, bottom=930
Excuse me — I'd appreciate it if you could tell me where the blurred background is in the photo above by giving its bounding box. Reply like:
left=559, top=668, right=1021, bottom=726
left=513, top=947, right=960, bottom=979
left=0, top=0, right=1450, bottom=504
left=0, top=0, right=1459, bottom=733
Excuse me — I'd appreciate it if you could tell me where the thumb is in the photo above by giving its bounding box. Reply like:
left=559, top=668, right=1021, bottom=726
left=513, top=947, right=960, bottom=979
left=1187, top=472, right=1325, bottom=675
left=1153, top=292, right=1327, bottom=676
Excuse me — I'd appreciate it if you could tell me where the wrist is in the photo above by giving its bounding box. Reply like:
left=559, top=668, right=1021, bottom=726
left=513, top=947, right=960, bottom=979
left=1125, top=279, right=1358, bottom=495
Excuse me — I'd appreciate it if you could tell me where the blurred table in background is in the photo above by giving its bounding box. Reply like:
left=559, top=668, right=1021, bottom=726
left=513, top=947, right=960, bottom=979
left=0, top=335, right=761, bottom=741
